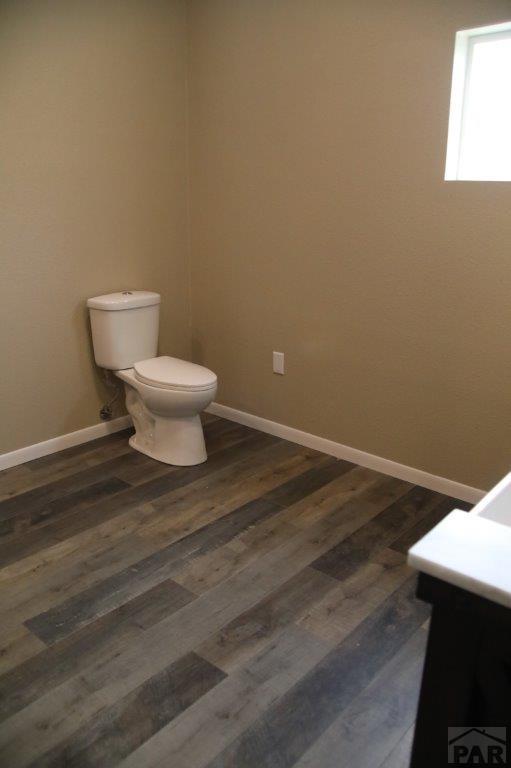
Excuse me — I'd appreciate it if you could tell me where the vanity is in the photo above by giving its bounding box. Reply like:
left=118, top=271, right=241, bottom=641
left=408, top=473, right=511, bottom=767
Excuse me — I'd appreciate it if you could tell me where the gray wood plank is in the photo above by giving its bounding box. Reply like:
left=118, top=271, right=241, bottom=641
left=0, top=440, right=312, bottom=631
left=263, top=457, right=355, bottom=508
left=26, top=652, right=226, bottom=768
left=0, top=430, right=279, bottom=568
left=0, top=431, right=133, bottom=502
left=2, top=477, right=130, bottom=539
left=0, top=579, right=195, bottom=722
left=377, top=725, right=415, bottom=768
left=118, top=625, right=330, bottom=768
left=0, top=452, right=149, bottom=523
left=390, top=495, right=472, bottom=555
left=0, top=471, right=399, bottom=766
left=293, top=626, right=427, bottom=768
left=310, top=485, right=443, bottom=581
left=24, top=497, right=283, bottom=645
left=25, top=430, right=133, bottom=472
left=204, top=578, right=429, bottom=768
left=197, top=566, right=338, bottom=672
left=174, top=469, right=410, bottom=597
left=298, top=548, right=411, bottom=647
left=25, top=451, right=350, bottom=645
left=0, top=626, right=46, bottom=677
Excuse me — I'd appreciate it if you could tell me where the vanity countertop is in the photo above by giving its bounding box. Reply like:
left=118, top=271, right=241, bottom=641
left=408, top=472, right=511, bottom=609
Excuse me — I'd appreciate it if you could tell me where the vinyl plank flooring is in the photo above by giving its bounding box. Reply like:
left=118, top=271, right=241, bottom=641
left=5, top=415, right=213, bottom=504
left=0, top=474, right=405, bottom=764
left=204, top=578, right=429, bottom=768
left=298, top=548, right=411, bottom=646
left=0, top=451, right=148, bottom=524
left=0, top=430, right=133, bottom=502
left=0, top=430, right=280, bottom=570
left=0, top=626, right=46, bottom=677
left=0, top=430, right=282, bottom=583
left=377, top=725, right=415, bottom=768
left=390, top=495, right=472, bottom=554
left=144, top=440, right=318, bottom=524
left=0, top=579, right=195, bottom=721
left=3, top=477, right=130, bottom=538
left=292, top=626, right=427, bottom=768
left=310, top=485, right=443, bottom=582
left=172, top=510, right=302, bottom=595
left=263, top=457, right=355, bottom=508
left=118, top=626, right=331, bottom=768
left=24, top=498, right=283, bottom=645
left=25, top=429, right=133, bottom=473
left=173, top=467, right=406, bottom=596
left=141, top=455, right=355, bottom=596
left=0, top=416, right=464, bottom=768
left=0, top=444, right=331, bottom=598
left=0, top=465, right=33, bottom=502
left=23, top=443, right=327, bottom=643
left=0, top=442, right=311, bottom=631
left=290, top=469, right=412, bottom=530
left=27, top=653, right=226, bottom=768
left=138, top=451, right=336, bottom=554
left=0, top=533, right=164, bottom=634
left=197, top=567, right=338, bottom=673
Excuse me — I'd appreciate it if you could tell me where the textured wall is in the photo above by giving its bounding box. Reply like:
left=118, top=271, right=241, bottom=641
left=3, top=0, right=510, bottom=490
left=0, top=0, right=190, bottom=453
left=188, top=0, right=511, bottom=489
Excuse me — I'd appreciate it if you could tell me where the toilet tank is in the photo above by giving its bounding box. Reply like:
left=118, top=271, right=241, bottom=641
left=87, top=291, right=160, bottom=370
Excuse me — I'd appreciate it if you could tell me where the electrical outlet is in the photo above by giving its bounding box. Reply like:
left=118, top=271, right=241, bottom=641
left=273, top=351, right=285, bottom=375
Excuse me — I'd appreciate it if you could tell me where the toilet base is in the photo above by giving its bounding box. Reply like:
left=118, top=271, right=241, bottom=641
left=120, top=379, right=209, bottom=466
left=128, top=416, right=207, bottom=466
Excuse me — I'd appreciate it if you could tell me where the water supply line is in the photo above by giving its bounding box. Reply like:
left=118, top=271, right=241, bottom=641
left=99, top=369, right=122, bottom=420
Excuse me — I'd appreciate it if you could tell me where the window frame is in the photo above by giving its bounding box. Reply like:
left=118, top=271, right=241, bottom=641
left=445, top=20, right=511, bottom=181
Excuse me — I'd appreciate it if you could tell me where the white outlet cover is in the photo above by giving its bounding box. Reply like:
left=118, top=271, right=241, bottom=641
left=273, top=351, right=285, bottom=375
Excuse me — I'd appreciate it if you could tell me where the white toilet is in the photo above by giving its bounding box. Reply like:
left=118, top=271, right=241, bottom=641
left=87, top=290, right=217, bottom=466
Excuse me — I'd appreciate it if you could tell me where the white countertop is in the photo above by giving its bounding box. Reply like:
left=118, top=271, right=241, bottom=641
left=408, top=472, right=511, bottom=609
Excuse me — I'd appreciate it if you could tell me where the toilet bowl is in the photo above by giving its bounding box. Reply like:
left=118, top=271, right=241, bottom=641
left=116, top=356, right=217, bottom=466
left=86, top=290, right=218, bottom=466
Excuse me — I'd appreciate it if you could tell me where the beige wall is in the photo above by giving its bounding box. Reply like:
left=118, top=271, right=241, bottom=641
left=188, top=0, right=511, bottom=490
left=2, top=0, right=510, bottom=490
left=0, top=0, right=190, bottom=453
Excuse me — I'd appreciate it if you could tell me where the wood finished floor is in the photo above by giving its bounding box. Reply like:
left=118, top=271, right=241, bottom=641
left=0, top=415, right=471, bottom=768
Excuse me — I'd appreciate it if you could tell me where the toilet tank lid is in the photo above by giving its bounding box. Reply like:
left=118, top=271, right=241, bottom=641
left=87, top=291, right=161, bottom=311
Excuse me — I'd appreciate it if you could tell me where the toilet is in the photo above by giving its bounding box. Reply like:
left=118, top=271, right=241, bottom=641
left=87, top=290, right=217, bottom=466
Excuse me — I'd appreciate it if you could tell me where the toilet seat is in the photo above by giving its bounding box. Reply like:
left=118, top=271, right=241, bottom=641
left=134, top=356, right=217, bottom=392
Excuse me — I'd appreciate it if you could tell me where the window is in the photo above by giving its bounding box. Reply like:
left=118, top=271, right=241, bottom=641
left=445, top=21, right=511, bottom=181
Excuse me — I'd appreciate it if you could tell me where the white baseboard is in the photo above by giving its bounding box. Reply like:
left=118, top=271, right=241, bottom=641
left=0, top=415, right=132, bottom=472
left=207, top=402, right=485, bottom=505
left=0, top=402, right=487, bottom=505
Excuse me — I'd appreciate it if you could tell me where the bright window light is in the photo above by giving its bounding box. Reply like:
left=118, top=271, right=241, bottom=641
left=445, top=21, right=511, bottom=181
